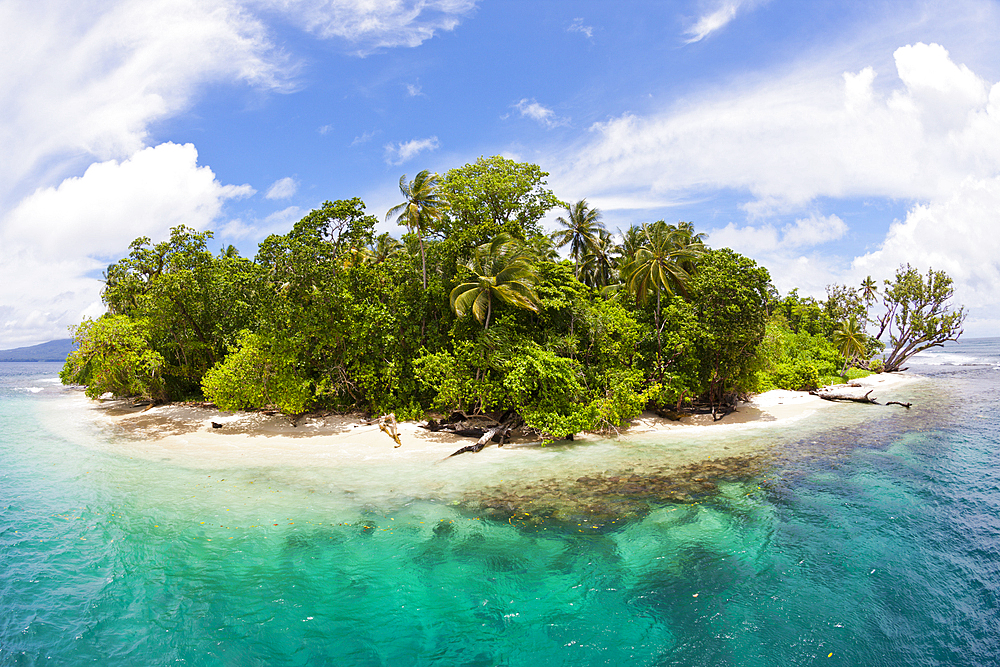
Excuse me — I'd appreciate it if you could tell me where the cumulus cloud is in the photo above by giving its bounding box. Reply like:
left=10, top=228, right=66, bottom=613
left=558, top=43, right=1000, bottom=211
left=3, top=143, right=252, bottom=259
left=512, top=99, right=568, bottom=129
left=0, top=0, right=291, bottom=207
left=259, top=0, right=477, bottom=54
left=384, top=136, right=440, bottom=165
left=852, top=177, right=1000, bottom=310
left=218, top=205, right=305, bottom=240
left=684, top=0, right=768, bottom=43
left=0, top=143, right=252, bottom=347
left=265, top=176, right=298, bottom=199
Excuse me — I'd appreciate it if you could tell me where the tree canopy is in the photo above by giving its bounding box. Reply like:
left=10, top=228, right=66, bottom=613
left=61, top=155, right=965, bottom=440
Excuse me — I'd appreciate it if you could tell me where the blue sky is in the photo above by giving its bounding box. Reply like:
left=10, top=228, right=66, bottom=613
left=2, top=0, right=1000, bottom=347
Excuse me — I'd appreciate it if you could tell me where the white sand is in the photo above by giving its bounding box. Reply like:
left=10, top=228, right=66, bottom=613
left=88, top=371, right=920, bottom=473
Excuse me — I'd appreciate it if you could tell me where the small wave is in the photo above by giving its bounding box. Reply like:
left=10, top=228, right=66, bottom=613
left=16, top=387, right=44, bottom=393
left=910, top=351, right=987, bottom=366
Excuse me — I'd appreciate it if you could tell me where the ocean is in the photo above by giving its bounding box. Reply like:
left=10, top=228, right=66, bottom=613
left=1, top=339, right=998, bottom=666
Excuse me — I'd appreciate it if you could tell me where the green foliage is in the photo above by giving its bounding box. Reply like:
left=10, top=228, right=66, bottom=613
left=71, top=157, right=903, bottom=445
left=450, top=234, right=541, bottom=329
left=875, top=264, right=966, bottom=371
left=60, top=316, right=166, bottom=401
left=201, top=333, right=311, bottom=414
left=753, top=318, right=843, bottom=391
left=689, top=249, right=770, bottom=401
left=772, top=289, right=834, bottom=336
left=439, top=156, right=561, bottom=257
left=102, top=225, right=258, bottom=397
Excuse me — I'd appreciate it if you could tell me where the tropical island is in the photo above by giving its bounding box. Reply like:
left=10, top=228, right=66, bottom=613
left=60, top=156, right=966, bottom=447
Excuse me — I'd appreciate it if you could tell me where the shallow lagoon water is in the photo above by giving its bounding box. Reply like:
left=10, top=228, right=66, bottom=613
left=1, top=341, right=998, bottom=665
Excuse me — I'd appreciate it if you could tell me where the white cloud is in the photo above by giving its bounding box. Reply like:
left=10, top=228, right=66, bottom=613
left=259, top=0, right=477, bottom=54
left=352, top=130, right=378, bottom=145
left=3, top=143, right=252, bottom=259
left=0, top=0, right=292, bottom=207
left=265, top=176, right=298, bottom=199
left=568, top=18, right=593, bottom=39
left=684, top=0, right=767, bottom=43
left=513, top=99, right=568, bottom=129
left=0, top=142, right=252, bottom=347
left=708, top=213, right=845, bottom=254
left=781, top=213, right=848, bottom=248
left=557, top=43, right=1000, bottom=212
left=384, top=136, right=440, bottom=165
left=406, top=82, right=423, bottom=96
left=852, top=176, right=1000, bottom=311
left=319, top=124, right=334, bottom=134
left=218, top=205, right=304, bottom=240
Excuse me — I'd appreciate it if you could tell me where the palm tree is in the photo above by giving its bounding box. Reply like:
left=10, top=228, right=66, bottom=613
left=580, top=229, right=617, bottom=289
left=666, top=221, right=707, bottom=274
left=552, top=199, right=604, bottom=278
left=369, top=233, right=404, bottom=264
left=525, top=234, right=560, bottom=263
left=832, top=316, right=867, bottom=374
left=623, top=222, right=701, bottom=377
left=450, top=234, right=541, bottom=330
left=386, top=170, right=445, bottom=289
left=860, top=275, right=878, bottom=321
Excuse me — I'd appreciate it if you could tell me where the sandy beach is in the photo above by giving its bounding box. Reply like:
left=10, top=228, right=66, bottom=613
left=88, top=371, right=919, bottom=473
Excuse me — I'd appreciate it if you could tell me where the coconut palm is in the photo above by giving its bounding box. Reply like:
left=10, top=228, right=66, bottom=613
left=369, top=233, right=404, bottom=264
left=666, top=221, right=707, bottom=273
left=386, top=170, right=445, bottom=289
left=832, top=316, right=867, bottom=373
left=450, top=234, right=541, bottom=329
left=623, top=222, right=702, bottom=376
left=552, top=199, right=604, bottom=277
left=525, top=234, right=560, bottom=263
left=580, top=229, right=618, bottom=289
left=860, top=275, right=878, bottom=313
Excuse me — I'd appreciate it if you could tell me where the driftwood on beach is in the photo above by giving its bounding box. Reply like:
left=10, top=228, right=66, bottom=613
left=810, top=385, right=913, bottom=408
left=361, top=413, right=402, bottom=447
left=422, top=411, right=525, bottom=456
left=811, top=388, right=879, bottom=404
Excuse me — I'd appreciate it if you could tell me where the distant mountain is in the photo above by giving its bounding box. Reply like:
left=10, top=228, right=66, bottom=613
left=0, top=339, right=76, bottom=362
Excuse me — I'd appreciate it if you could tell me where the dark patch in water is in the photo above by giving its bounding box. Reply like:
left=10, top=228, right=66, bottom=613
left=461, top=454, right=773, bottom=533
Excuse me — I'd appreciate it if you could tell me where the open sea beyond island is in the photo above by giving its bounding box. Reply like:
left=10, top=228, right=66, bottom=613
left=1, top=339, right=998, bottom=666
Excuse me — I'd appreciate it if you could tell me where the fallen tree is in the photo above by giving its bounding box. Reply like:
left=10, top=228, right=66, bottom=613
left=422, top=410, right=526, bottom=456
left=811, top=388, right=878, bottom=404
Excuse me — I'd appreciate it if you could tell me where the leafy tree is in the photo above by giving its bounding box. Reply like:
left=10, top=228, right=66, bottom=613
left=292, top=197, right=377, bottom=262
left=689, top=249, right=771, bottom=407
left=386, top=170, right=445, bottom=289
left=825, top=283, right=865, bottom=330
left=60, top=315, right=167, bottom=401
left=875, top=264, right=966, bottom=371
left=753, top=317, right=843, bottom=391
left=552, top=199, right=604, bottom=277
left=102, top=225, right=256, bottom=396
left=439, top=156, right=561, bottom=255
left=201, top=332, right=311, bottom=414
left=450, top=234, right=541, bottom=329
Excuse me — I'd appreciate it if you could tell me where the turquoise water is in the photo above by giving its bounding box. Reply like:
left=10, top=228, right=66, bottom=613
left=1, top=341, right=998, bottom=665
